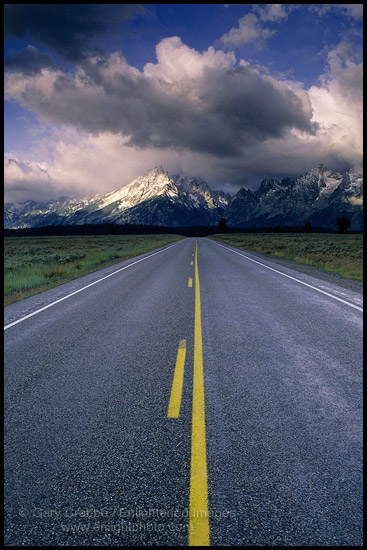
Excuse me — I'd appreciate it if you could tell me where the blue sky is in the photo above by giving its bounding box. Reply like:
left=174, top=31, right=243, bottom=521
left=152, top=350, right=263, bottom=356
left=4, top=4, right=363, bottom=202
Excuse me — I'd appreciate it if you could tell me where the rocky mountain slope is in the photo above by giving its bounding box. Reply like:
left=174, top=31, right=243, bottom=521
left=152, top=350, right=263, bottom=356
left=226, top=165, right=363, bottom=230
left=4, top=164, right=363, bottom=230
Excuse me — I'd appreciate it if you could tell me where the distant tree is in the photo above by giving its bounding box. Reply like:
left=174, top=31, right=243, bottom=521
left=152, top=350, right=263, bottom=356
left=336, top=217, right=350, bottom=234
left=305, top=221, right=313, bottom=233
left=218, top=218, right=227, bottom=233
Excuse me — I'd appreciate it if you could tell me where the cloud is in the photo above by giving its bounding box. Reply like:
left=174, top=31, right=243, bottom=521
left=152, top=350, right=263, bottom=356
left=4, top=45, right=57, bottom=75
left=254, top=4, right=290, bottom=22
left=4, top=37, right=317, bottom=161
left=218, top=13, right=276, bottom=49
left=4, top=132, right=231, bottom=202
left=310, top=4, right=363, bottom=19
left=4, top=135, right=133, bottom=202
left=338, top=4, right=363, bottom=19
left=4, top=32, right=362, bottom=199
left=4, top=155, right=56, bottom=202
left=4, top=4, right=147, bottom=62
left=307, top=42, right=363, bottom=168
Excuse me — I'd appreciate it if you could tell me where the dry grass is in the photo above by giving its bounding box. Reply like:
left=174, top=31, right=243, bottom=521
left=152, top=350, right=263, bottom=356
left=4, top=234, right=183, bottom=306
left=210, top=233, right=363, bottom=281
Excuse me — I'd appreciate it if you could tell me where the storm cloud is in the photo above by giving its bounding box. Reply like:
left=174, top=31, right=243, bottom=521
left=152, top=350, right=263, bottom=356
left=5, top=37, right=317, bottom=159
left=4, top=6, right=362, bottom=201
left=4, top=45, right=57, bottom=75
left=4, top=4, right=146, bottom=62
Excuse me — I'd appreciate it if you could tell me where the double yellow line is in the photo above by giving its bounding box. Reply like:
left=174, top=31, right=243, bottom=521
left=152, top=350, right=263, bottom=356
left=167, top=241, right=210, bottom=545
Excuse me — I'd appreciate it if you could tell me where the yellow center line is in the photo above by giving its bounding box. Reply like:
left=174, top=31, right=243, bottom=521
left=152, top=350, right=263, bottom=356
left=188, top=277, right=193, bottom=287
left=189, top=240, right=210, bottom=546
left=167, top=340, right=186, bottom=418
left=191, top=261, right=193, bottom=265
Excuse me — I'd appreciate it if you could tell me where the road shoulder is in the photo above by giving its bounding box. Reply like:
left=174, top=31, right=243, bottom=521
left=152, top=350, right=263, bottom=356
left=211, top=243, right=363, bottom=295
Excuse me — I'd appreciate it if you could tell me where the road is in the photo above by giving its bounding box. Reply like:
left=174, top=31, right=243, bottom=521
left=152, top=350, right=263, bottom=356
left=4, top=237, right=363, bottom=546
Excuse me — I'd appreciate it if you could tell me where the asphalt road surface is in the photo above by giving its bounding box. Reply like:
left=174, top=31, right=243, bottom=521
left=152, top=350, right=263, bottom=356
left=4, top=237, right=363, bottom=546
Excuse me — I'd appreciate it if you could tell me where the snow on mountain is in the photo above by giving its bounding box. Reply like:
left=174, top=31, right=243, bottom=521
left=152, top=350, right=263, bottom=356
left=222, top=164, right=363, bottom=229
left=81, top=166, right=229, bottom=226
left=4, top=164, right=363, bottom=230
left=4, top=166, right=229, bottom=228
left=4, top=196, right=78, bottom=228
left=341, top=168, right=363, bottom=202
left=89, top=166, right=173, bottom=211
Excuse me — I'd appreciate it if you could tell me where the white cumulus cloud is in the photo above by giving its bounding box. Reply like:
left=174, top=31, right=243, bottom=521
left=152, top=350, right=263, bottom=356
left=4, top=35, right=362, bottom=200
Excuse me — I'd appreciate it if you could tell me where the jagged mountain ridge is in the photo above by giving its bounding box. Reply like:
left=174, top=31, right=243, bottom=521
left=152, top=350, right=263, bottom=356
left=4, top=166, right=230, bottom=228
left=4, top=164, right=363, bottom=230
left=226, top=164, right=363, bottom=229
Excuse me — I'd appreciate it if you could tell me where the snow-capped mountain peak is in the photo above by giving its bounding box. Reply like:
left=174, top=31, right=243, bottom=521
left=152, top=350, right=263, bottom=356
left=4, top=164, right=363, bottom=230
left=87, top=166, right=174, bottom=211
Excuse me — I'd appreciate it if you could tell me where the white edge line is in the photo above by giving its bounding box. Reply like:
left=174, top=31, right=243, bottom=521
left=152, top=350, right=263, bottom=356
left=4, top=241, right=182, bottom=330
left=214, top=241, right=363, bottom=313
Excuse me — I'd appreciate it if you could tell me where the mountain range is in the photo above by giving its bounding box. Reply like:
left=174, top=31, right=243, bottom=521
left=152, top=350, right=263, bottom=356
left=4, top=164, right=363, bottom=230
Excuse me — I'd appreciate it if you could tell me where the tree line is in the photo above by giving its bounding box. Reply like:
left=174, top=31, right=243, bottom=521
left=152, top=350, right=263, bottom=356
left=217, top=217, right=353, bottom=234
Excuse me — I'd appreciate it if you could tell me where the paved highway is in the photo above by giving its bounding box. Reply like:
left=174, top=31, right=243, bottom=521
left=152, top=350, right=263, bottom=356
left=4, top=237, right=363, bottom=545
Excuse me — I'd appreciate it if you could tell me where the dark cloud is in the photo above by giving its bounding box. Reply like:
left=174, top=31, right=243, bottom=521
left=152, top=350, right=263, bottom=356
left=5, top=38, right=317, bottom=160
left=4, top=9, right=362, bottom=201
left=4, top=45, right=57, bottom=74
left=4, top=4, right=146, bottom=62
left=120, top=71, right=316, bottom=157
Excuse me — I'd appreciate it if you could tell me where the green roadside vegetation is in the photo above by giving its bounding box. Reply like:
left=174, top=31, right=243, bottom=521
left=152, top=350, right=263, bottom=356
left=4, top=234, right=184, bottom=306
left=209, top=233, right=363, bottom=281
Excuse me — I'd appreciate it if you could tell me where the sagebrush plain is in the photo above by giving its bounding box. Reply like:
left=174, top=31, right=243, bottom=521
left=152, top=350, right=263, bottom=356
left=210, top=233, right=363, bottom=281
left=4, top=232, right=362, bottom=306
left=4, top=234, right=183, bottom=305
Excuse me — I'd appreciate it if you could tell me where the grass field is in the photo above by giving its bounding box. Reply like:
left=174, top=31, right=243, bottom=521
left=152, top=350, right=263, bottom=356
left=4, top=234, right=183, bottom=306
left=210, top=233, right=363, bottom=281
